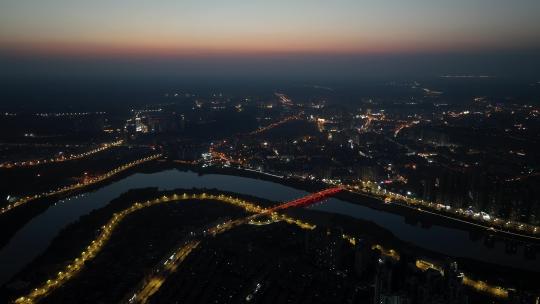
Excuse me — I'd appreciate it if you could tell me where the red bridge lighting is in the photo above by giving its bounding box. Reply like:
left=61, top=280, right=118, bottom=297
left=270, top=187, right=344, bottom=212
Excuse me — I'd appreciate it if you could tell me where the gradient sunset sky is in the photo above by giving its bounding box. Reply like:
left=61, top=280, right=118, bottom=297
left=1, top=0, right=540, bottom=78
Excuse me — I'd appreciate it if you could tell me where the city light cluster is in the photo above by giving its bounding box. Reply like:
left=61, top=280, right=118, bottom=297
left=461, top=275, right=508, bottom=298
left=372, top=244, right=400, bottom=261
left=348, top=180, right=540, bottom=239
left=208, top=139, right=540, bottom=239
left=415, top=259, right=508, bottom=298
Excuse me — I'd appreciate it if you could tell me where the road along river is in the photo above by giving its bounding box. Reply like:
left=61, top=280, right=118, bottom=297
left=0, top=169, right=538, bottom=284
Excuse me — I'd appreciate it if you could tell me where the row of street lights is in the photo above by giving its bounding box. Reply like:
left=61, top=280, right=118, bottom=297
left=0, top=140, right=123, bottom=168
left=1, top=154, right=162, bottom=216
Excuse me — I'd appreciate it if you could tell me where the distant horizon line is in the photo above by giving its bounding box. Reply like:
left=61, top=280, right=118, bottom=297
left=2, top=40, right=540, bottom=59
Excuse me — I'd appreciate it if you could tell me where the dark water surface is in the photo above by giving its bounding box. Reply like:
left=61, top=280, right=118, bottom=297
left=0, top=169, right=537, bottom=284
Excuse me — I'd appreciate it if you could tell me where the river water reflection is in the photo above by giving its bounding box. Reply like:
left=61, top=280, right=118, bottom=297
left=0, top=169, right=538, bottom=284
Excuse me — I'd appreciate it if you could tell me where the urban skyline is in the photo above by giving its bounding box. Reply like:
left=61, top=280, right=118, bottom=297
left=0, top=1, right=539, bottom=304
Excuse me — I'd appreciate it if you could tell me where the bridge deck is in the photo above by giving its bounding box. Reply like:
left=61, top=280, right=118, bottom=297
left=269, top=187, right=344, bottom=212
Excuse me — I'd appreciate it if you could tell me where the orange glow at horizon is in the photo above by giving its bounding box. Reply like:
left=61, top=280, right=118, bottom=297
left=0, top=36, right=529, bottom=58
left=1, top=0, right=539, bottom=58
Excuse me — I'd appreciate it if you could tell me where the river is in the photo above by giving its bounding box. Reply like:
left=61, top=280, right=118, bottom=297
left=0, top=169, right=537, bottom=284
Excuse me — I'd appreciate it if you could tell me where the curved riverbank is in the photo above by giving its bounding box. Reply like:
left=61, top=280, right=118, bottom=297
left=0, top=158, right=162, bottom=250
left=2, top=188, right=538, bottom=303
left=163, top=161, right=540, bottom=245
left=0, top=166, right=538, bottom=295
left=2, top=188, right=250, bottom=303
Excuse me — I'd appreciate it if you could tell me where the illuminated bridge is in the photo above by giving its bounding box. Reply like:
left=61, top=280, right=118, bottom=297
left=269, top=187, right=344, bottom=212
left=239, top=186, right=345, bottom=228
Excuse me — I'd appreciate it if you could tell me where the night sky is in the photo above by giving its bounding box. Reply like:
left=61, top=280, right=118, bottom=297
left=1, top=0, right=540, bottom=79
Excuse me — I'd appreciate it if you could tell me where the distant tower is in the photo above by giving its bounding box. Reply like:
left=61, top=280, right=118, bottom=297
left=180, top=114, right=185, bottom=131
